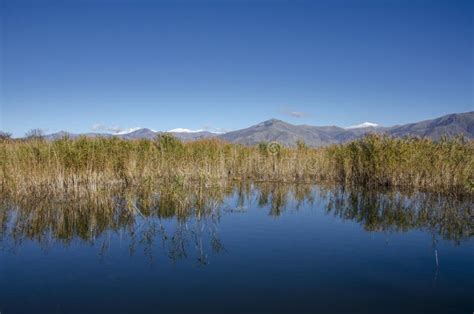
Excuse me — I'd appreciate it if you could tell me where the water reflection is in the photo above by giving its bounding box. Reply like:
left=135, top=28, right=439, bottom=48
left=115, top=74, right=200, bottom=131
left=326, top=188, right=473, bottom=243
left=0, top=182, right=472, bottom=264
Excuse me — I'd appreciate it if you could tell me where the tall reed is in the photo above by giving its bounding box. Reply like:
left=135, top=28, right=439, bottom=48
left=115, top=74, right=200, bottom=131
left=0, top=134, right=472, bottom=197
left=325, top=134, right=473, bottom=195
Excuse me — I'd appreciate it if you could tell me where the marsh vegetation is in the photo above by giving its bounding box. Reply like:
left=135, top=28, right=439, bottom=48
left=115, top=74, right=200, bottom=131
left=0, top=134, right=472, bottom=198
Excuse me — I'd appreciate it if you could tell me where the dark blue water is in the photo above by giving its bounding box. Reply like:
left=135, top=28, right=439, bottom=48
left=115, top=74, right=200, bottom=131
left=0, top=184, right=473, bottom=313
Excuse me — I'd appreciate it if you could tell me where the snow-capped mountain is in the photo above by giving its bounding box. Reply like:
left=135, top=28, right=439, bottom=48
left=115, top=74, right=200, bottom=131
left=116, top=127, right=155, bottom=135
left=345, top=122, right=379, bottom=129
left=40, top=112, right=474, bottom=146
left=167, top=128, right=205, bottom=133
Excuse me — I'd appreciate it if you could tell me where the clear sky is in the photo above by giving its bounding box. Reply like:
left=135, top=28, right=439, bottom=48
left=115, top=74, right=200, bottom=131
left=1, top=0, right=473, bottom=136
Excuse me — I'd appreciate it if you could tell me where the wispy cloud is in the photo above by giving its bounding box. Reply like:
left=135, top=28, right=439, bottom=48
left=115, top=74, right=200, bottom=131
left=279, top=107, right=310, bottom=118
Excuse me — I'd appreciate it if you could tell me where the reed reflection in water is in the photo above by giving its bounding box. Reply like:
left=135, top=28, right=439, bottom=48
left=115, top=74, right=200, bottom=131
left=1, top=182, right=473, bottom=314
left=0, top=182, right=472, bottom=264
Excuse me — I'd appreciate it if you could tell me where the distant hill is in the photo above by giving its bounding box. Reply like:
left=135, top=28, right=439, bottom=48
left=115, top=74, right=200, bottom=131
left=45, top=128, right=217, bottom=141
left=221, top=119, right=339, bottom=146
left=219, top=119, right=382, bottom=146
left=42, top=111, right=473, bottom=146
left=168, top=130, right=218, bottom=141
left=44, top=131, right=113, bottom=140
left=386, top=112, right=474, bottom=140
left=120, top=128, right=157, bottom=140
left=221, top=112, right=473, bottom=146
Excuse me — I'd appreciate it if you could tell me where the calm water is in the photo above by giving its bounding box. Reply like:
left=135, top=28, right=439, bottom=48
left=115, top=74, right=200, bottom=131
left=0, top=183, right=473, bottom=314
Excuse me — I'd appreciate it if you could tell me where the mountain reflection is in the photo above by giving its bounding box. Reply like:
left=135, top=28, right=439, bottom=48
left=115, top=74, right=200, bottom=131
left=0, top=182, right=472, bottom=263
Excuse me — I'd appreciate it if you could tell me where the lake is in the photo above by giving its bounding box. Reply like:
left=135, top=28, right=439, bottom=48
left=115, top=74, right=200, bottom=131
left=0, top=183, right=472, bottom=313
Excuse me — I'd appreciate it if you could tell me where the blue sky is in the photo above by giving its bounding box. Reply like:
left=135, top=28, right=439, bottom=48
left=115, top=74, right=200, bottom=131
left=1, top=0, right=473, bottom=136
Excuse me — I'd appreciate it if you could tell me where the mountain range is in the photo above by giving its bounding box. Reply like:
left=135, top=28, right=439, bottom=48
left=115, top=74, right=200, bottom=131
left=44, top=111, right=474, bottom=146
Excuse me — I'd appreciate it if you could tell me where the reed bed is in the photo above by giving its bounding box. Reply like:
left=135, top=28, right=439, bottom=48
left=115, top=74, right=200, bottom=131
left=0, top=134, right=472, bottom=197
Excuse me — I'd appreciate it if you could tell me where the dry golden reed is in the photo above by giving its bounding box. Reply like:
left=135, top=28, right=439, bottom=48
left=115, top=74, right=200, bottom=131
left=0, top=134, right=472, bottom=197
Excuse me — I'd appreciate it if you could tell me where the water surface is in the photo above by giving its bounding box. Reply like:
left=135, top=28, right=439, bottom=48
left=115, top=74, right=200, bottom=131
left=1, top=183, right=472, bottom=313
